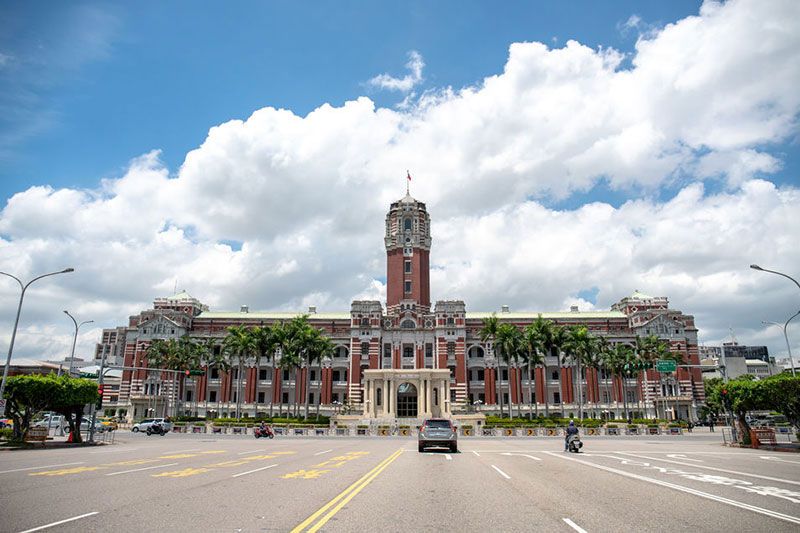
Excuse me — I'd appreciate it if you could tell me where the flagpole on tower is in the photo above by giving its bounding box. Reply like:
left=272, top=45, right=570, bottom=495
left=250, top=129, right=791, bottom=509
left=406, top=170, right=411, bottom=195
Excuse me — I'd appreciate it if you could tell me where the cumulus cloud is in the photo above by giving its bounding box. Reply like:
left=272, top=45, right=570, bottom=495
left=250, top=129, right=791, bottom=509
left=1, top=0, right=799, bottom=362
left=368, top=50, right=425, bottom=92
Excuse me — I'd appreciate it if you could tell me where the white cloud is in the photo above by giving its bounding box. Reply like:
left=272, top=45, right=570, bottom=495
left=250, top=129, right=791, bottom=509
left=368, top=50, right=425, bottom=92
left=1, top=0, right=799, bottom=362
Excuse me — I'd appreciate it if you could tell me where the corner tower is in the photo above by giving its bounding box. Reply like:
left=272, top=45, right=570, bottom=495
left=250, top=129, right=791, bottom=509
left=385, top=192, right=432, bottom=312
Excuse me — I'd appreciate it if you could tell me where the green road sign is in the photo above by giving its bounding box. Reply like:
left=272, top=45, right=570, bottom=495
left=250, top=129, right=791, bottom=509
left=188, top=370, right=205, bottom=376
left=79, top=372, right=98, bottom=379
left=656, top=360, right=677, bottom=373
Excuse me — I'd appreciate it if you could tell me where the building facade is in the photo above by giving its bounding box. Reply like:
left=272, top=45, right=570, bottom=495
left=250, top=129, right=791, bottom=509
left=96, top=193, right=705, bottom=422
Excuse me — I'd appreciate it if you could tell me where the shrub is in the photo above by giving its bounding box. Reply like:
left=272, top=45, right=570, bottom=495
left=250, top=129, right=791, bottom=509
left=0, top=428, right=13, bottom=441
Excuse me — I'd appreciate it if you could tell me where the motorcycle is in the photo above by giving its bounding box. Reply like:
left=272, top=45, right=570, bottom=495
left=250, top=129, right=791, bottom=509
left=254, top=426, right=275, bottom=439
left=146, top=423, right=167, bottom=436
left=567, top=433, right=583, bottom=453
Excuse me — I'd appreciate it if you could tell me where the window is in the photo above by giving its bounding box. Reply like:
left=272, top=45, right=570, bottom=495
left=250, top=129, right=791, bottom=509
left=332, top=393, right=339, bottom=402
left=553, top=392, right=561, bottom=405
left=448, top=366, right=456, bottom=379
left=384, top=343, right=392, bottom=359
left=360, top=317, right=369, bottom=326
left=477, top=369, right=485, bottom=381
left=446, top=317, right=454, bottom=325
left=258, top=392, right=265, bottom=403
left=403, top=345, right=414, bottom=358
left=502, top=369, right=508, bottom=380
left=282, top=392, right=289, bottom=404
left=447, top=342, right=455, bottom=357
left=283, top=370, right=290, bottom=381
left=232, top=392, right=238, bottom=403
left=310, top=370, right=316, bottom=381
left=404, top=218, right=412, bottom=231
left=332, top=370, right=340, bottom=382
left=259, top=369, right=268, bottom=381
left=404, top=281, right=412, bottom=293
left=309, top=393, right=315, bottom=404
left=425, top=344, right=433, bottom=358
left=400, top=319, right=415, bottom=329
left=551, top=370, right=559, bottom=381
left=209, top=391, right=217, bottom=402
left=404, top=260, right=411, bottom=273
left=376, top=388, right=382, bottom=406
left=434, top=388, right=439, bottom=406
left=361, top=342, right=370, bottom=356
left=185, top=390, right=193, bottom=401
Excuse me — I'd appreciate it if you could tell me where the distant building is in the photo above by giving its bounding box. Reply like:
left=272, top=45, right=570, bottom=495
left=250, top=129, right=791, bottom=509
left=699, top=341, right=779, bottom=380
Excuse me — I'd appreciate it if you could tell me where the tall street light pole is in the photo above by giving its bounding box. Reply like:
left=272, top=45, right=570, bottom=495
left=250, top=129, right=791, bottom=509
left=64, top=310, right=93, bottom=376
left=762, top=309, right=800, bottom=377
left=750, top=264, right=800, bottom=292
left=0, top=268, right=75, bottom=400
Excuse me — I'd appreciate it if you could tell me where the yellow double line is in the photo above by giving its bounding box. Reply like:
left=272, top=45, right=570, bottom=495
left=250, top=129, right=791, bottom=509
left=291, top=449, right=403, bottom=533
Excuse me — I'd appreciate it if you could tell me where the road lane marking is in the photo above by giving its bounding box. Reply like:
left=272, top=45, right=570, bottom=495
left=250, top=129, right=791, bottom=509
left=105, top=459, right=160, bottom=467
left=291, top=449, right=403, bottom=533
left=232, top=464, right=278, bottom=478
left=18, top=511, right=99, bottom=533
left=169, top=448, right=201, bottom=453
left=546, top=452, right=800, bottom=526
left=760, top=456, right=800, bottom=466
left=106, top=463, right=179, bottom=476
left=159, top=453, right=200, bottom=459
left=30, top=466, right=106, bottom=476
left=501, top=453, right=541, bottom=461
left=0, top=462, right=84, bottom=475
left=314, top=449, right=333, bottom=456
left=89, top=448, right=138, bottom=454
left=199, top=450, right=226, bottom=454
left=618, top=452, right=800, bottom=486
left=667, top=454, right=703, bottom=462
left=152, top=467, right=211, bottom=478
left=445, top=454, right=452, bottom=461
left=563, top=518, right=588, bottom=533
left=237, top=450, right=263, bottom=456
left=491, top=465, right=511, bottom=479
left=472, top=451, right=480, bottom=457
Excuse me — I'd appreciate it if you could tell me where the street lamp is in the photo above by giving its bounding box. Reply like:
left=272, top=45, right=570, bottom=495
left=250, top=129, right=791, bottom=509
left=750, top=264, right=800, bottom=292
left=64, top=310, right=93, bottom=376
left=0, top=268, right=75, bottom=399
left=761, top=309, right=800, bottom=377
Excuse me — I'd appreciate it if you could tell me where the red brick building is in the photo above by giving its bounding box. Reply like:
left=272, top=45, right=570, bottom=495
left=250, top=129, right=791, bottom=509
left=98, top=192, right=704, bottom=422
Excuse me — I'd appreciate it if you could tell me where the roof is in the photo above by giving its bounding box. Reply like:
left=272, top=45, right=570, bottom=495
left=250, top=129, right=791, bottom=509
left=196, top=311, right=351, bottom=320
left=466, top=311, right=627, bottom=320
left=162, top=290, right=196, bottom=301
left=9, top=359, right=61, bottom=369
left=629, top=290, right=652, bottom=300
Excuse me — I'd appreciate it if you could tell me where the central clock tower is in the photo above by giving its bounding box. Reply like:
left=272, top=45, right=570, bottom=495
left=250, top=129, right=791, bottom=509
left=384, top=191, right=431, bottom=313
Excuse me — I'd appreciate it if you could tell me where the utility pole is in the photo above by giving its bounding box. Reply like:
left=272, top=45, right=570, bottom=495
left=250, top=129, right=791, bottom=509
left=88, top=347, right=108, bottom=443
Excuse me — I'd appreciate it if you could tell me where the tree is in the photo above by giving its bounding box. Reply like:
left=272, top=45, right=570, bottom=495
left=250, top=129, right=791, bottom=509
left=146, top=336, right=199, bottom=417
left=550, top=324, right=569, bottom=416
left=49, top=375, right=100, bottom=443
left=479, top=315, right=504, bottom=417
left=251, top=325, right=279, bottom=417
left=223, top=326, right=257, bottom=419
left=495, top=323, right=523, bottom=418
left=607, top=343, right=634, bottom=419
left=700, top=377, right=723, bottom=423
left=522, top=316, right=548, bottom=418
left=595, top=335, right=614, bottom=419
left=761, top=374, right=800, bottom=430
left=3, top=374, right=60, bottom=441
left=562, top=325, right=595, bottom=420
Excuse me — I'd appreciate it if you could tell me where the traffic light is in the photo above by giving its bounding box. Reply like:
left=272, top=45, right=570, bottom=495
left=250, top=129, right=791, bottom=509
left=96, top=385, right=104, bottom=410
left=721, top=388, right=732, bottom=410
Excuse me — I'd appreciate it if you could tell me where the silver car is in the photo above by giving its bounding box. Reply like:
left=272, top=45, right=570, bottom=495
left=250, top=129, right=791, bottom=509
left=418, top=418, right=458, bottom=453
left=131, top=418, right=172, bottom=433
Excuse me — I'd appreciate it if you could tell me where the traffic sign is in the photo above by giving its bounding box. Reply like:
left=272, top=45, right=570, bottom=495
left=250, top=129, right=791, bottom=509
left=656, top=360, right=677, bottom=373
left=79, top=373, right=98, bottom=379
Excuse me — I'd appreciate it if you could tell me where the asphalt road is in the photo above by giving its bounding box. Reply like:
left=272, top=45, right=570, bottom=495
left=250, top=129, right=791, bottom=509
left=1, top=432, right=799, bottom=532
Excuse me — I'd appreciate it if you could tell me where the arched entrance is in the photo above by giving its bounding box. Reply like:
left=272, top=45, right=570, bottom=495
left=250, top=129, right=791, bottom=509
left=396, top=382, right=418, bottom=418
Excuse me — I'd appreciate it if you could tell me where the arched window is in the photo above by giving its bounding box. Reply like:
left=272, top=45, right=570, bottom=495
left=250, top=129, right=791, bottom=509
left=376, top=387, right=382, bottom=406
left=404, top=218, right=412, bottom=231
left=400, top=319, right=415, bottom=329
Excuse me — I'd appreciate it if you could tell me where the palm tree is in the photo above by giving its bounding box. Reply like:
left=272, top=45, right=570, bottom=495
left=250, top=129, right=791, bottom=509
left=550, top=324, right=569, bottom=416
left=595, top=335, right=613, bottom=419
left=191, top=337, right=215, bottom=416
left=274, top=316, right=309, bottom=418
left=146, top=337, right=198, bottom=418
left=495, top=323, right=524, bottom=418
left=251, top=325, right=279, bottom=417
left=479, top=315, right=504, bottom=417
left=204, top=340, right=230, bottom=419
left=304, top=329, right=334, bottom=419
left=311, top=333, right=335, bottom=420
left=608, top=343, right=634, bottom=420
left=562, top=326, right=595, bottom=420
left=522, top=316, right=548, bottom=418
left=223, top=325, right=257, bottom=419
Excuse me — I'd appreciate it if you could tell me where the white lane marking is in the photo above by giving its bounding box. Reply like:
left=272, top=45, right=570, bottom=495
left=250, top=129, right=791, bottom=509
left=106, top=463, right=179, bottom=476
left=314, top=449, right=334, bottom=456
left=472, top=451, right=480, bottom=457
left=237, top=450, right=264, bottom=456
left=89, top=448, right=138, bottom=454
left=231, top=463, right=278, bottom=478
left=18, top=511, right=99, bottom=533
left=618, top=452, right=800, bottom=487
left=0, top=462, right=85, bottom=475
left=760, top=456, right=800, bottom=466
left=667, top=454, right=703, bottom=462
left=546, top=452, right=800, bottom=526
left=563, top=518, right=588, bottom=533
left=445, top=454, right=452, bottom=461
left=501, top=452, right=542, bottom=461
left=491, top=465, right=511, bottom=479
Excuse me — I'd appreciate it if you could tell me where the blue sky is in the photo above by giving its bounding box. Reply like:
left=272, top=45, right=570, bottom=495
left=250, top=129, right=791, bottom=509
left=1, top=1, right=799, bottom=363
left=0, top=1, right=714, bottom=201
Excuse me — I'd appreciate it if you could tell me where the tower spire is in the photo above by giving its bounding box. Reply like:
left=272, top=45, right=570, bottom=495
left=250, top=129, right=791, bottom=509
left=406, top=170, right=411, bottom=195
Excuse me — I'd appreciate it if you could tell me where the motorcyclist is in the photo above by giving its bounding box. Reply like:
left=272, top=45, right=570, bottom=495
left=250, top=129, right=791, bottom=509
left=564, top=420, right=579, bottom=451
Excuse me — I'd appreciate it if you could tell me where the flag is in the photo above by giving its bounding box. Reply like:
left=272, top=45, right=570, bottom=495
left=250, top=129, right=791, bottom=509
left=407, top=170, right=412, bottom=182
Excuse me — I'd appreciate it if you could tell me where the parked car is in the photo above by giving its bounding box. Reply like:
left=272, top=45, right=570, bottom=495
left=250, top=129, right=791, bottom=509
left=418, top=418, right=458, bottom=453
left=131, top=418, right=173, bottom=433
left=33, top=415, right=65, bottom=429
left=65, top=418, right=106, bottom=433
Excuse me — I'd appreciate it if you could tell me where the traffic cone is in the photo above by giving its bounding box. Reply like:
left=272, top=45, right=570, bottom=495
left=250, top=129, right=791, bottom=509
left=66, top=429, right=73, bottom=443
